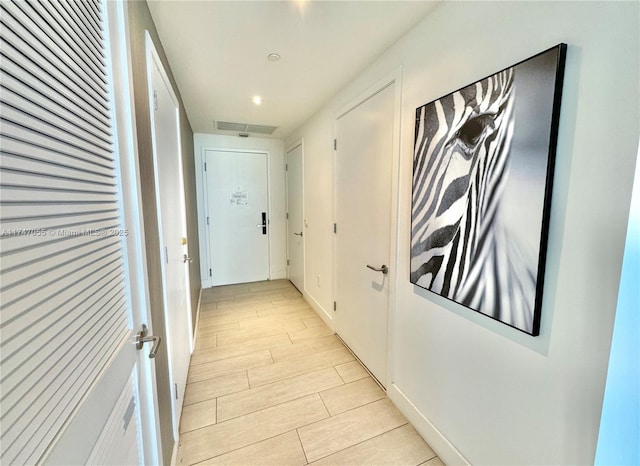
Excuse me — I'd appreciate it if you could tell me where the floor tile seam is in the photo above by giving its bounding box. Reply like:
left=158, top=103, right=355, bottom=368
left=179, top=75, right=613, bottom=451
left=216, top=388, right=337, bottom=424
left=181, top=392, right=330, bottom=441
left=217, top=365, right=345, bottom=406
left=417, top=459, right=442, bottom=466
left=302, top=421, right=413, bottom=465
left=188, top=348, right=273, bottom=368
left=316, top=391, right=392, bottom=419
left=295, top=428, right=311, bottom=465
left=261, top=345, right=355, bottom=369
left=271, top=346, right=346, bottom=364
left=190, top=342, right=294, bottom=365
left=193, top=337, right=344, bottom=371
left=187, top=363, right=270, bottom=386
left=183, top=377, right=251, bottom=405
left=182, top=375, right=251, bottom=418
left=234, top=316, right=315, bottom=331
left=188, top=429, right=301, bottom=466
left=247, top=353, right=356, bottom=388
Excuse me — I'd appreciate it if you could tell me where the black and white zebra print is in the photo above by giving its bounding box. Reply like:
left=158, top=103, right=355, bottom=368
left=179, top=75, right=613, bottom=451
left=411, top=68, right=537, bottom=333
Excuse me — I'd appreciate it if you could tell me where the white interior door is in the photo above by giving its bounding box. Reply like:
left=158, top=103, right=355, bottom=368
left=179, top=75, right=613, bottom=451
left=287, top=144, right=304, bottom=292
left=0, top=1, right=159, bottom=464
left=335, top=83, right=395, bottom=386
left=205, top=150, right=270, bottom=286
left=146, top=34, right=193, bottom=437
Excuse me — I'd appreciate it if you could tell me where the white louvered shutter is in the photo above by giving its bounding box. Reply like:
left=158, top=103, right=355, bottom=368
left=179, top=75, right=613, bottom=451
left=0, top=1, right=133, bottom=463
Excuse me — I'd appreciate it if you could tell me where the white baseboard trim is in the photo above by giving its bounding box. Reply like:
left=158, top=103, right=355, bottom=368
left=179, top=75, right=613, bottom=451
left=303, top=291, right=334, bottom=331
left=387, top=383, right=470, bottom=466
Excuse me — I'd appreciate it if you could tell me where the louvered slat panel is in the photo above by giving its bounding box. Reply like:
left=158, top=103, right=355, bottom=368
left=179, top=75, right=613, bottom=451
left=0, top=151, right=115, bottom=187
left=0, top=11, right=110, bottom=123
left=22, top=0, right=107, bottom=87
left=2, top=137, right=113, bottom=178
left=1, top=4, right=109, bottom=112
left=1, top=50, right=111, bottom=133
left=0, top=202, right=120, bottom=220
left=4, top=310, right=128, bottom=465
left=0, top=213, right=120, bottom=248
left=1, top=69, right=112, bottom=147
left=70, top=0, right=103, bottom=38
left=50, top=2, right=104, bottom=64
left=0, top=207, right=119, bottom=229
left=0, top=235, right=123, bottom=289
left=0, top=120, right=114, bottom=171
left=0, top=1, right=133, bottom=463
left=2, top=276, right=126, bottom=383
left=1, top=96, right=113, bottom=160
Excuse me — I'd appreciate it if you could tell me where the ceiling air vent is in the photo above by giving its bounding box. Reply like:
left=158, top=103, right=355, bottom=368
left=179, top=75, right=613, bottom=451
left=216, top=121, right=278, bottom=135
left=245, top=124, right=278, bottom=135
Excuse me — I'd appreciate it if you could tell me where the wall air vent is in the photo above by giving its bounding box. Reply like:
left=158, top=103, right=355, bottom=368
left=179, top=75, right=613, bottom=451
left=216, top=121, right=278, bottom=135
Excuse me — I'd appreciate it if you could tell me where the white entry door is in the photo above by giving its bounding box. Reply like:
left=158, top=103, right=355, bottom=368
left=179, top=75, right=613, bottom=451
left=146, top=34, right=193, bottom=436
left=335, top=82, right=396, bottom=386
left=287, top=144, right=304, bottom=292
left=0, top=1, right=158, bottom=464
left=205, top=150, right=270, bottom=285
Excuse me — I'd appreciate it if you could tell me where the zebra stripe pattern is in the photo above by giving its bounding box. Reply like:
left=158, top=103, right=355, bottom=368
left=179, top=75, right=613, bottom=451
left=411, top=68, right=536, bottom=332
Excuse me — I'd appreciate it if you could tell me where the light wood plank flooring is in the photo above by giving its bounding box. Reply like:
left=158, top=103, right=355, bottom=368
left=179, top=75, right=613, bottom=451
left=176, top=280, right=443, bottom=466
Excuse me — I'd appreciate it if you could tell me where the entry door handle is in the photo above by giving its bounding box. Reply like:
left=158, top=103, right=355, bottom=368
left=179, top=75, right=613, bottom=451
left=136, top=324, right=161, bottom=359
left=183, top=254, right=193, bottom=263
left=294, top=232, right=303, bottom=237
left=366, top=264, right=388, bottom=275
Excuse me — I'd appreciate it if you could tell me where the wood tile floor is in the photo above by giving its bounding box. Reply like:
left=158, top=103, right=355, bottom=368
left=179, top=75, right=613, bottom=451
left=176, top=279, right=443, bottom=466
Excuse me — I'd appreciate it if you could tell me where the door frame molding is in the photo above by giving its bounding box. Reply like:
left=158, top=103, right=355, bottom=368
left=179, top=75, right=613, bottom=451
left=200, top=148, right=272, bottom=288
left=332, top=67, right=403, bottom=387
left=144, top=30, right=194, bottom=440
left=286, top=140, right=305, bottom=293
left=106, top=5, right=162, bottom=464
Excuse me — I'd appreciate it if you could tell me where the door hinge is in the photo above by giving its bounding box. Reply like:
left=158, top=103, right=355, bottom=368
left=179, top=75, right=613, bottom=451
left=333, top=301, right=337, bottom=311
left=207, top=216, right=210, bottom=226
left=286, top=212, right=289, bottom=220
left=287, top=259, right=290, bottom=266
left=153, top=90, right=158, bottom=111
left=285, top=163, right=288, bottom=171
left=333, top=223, right=337, bottom=234
left=209, top=268, right=212, bottom=277
left=174, top=383, right=178, bottom=400
left=333, top=139, right=337, bottom=150
left=164, top=246, right=168, bottom=264
left=204, top=162, right=207, bottom=171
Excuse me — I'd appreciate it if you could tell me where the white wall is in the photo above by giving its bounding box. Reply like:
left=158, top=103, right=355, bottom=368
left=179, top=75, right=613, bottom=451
left=286, top=2, right=639, bottom=465
left=193, top=134, right=286, bottom=287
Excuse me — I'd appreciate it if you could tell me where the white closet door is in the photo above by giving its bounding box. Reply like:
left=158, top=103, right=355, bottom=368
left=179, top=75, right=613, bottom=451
left=0, top=1, right=156, bottom=464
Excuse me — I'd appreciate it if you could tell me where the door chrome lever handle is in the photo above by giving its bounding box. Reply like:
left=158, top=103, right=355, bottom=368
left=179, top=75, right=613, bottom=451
left=183, top=254, right=193, bottom=263
left=366, top=264, right=388, bottom=275
left=293, top=232, right=303, bottom=237
left=136, top=324, right=162, bottom=358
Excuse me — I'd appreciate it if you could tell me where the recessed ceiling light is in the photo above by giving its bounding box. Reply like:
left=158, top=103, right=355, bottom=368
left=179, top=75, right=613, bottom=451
left=252, top=96, right=263, bottom=105
left=267, top=53, right=281, bottom=62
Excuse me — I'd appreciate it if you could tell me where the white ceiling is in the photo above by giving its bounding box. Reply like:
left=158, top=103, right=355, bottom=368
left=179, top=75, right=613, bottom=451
left=146, top=0, right=439, bottom=139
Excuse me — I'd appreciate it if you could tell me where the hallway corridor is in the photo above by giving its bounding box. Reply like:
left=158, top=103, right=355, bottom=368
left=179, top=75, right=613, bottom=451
left=175, top=280, right=442, bottom=465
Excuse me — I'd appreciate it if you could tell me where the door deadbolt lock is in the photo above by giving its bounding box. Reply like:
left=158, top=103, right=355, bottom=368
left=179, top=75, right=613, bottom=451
left=136, top=324, right=161, bottom=359
left=181, top=237, right=188, bottom=245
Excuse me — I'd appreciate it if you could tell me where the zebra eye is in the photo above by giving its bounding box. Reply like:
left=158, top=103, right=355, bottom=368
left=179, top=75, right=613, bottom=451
left=456, top=115, right=494, bottom=152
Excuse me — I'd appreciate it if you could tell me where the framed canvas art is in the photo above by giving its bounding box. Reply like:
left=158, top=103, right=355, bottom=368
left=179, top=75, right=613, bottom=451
left=410, top=44, right=567, bottom=335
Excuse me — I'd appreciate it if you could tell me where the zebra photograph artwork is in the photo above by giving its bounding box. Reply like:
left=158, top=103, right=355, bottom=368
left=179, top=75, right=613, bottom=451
left=410, top=44, right=566, bottom=336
